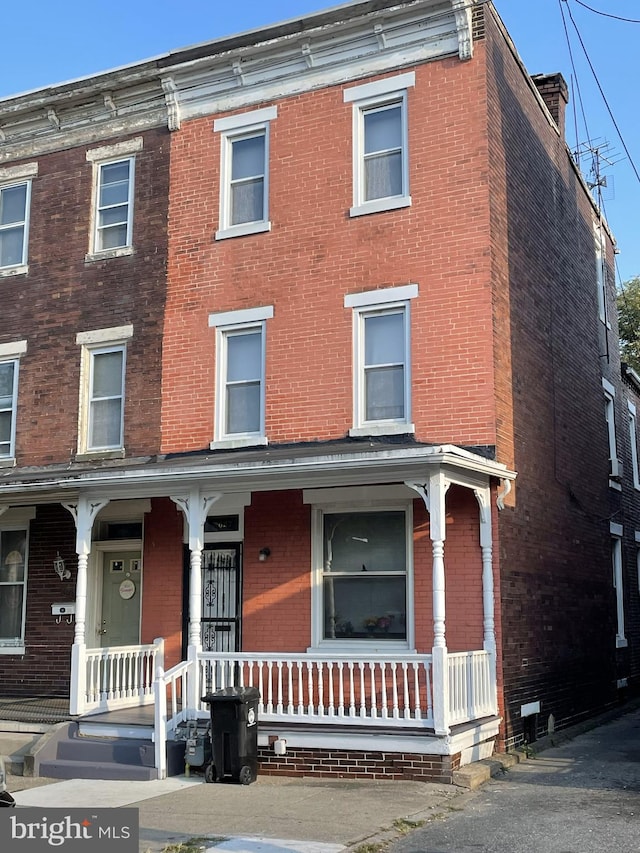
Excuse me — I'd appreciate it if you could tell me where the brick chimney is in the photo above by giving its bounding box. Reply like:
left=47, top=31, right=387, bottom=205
left=531, top=73, right=569, bottom=139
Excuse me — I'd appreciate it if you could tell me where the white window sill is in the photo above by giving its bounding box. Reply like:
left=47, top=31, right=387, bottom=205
left=215, top=221, right=271, bottom=241
left=85, top=246, right=134, bottom=262
left=349, top=196, right=411, bottom=218
left=616, top=636, right=628, bottom=649
left=210, top=436, right=268, bottom=451
left=0, top=646, right=25, bottom=655
left=75, top=448, right=125, bottom=461
left=0, top=457, right=16, bottom=468
left=308, top=642, right=414, bottom=655
left=349, top=423, right=415, bottom=438
left=609, top=478, right=623, bottom=492
left=0, top=264, right=28, bottom=277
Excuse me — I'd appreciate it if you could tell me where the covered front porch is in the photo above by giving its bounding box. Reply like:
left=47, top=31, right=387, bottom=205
left=2, top=440, right=515, bottom=781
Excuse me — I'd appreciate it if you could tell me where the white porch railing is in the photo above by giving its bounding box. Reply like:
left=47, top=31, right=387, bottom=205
left=70, top=639, right=164, bottom=716
left=447, top=650, right=496, bottom=725
left=195, top=652, right=434, bottom=726
left=154, top=658, right=191, bottom=779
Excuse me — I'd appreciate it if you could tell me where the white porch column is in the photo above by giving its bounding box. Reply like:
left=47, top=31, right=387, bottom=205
left=63, top=497, right=109, bottom=715
left=475, top=485, right=498, bottom=715
left=171, top=489, right=222, bottom=708
left=406, top=473, right=450, bottom=736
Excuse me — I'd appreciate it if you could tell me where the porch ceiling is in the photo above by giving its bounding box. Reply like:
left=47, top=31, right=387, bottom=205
left=0, top=439, right=516, bottom=505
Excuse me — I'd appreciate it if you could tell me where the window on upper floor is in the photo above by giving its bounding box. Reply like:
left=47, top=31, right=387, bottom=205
left=214, top=106, right=277, bottom=240
left=611, top=524, right=626, bottom=648
left=209, top=306, right=273, bottom=448
left=95, top=159, right=134, bottom=252
left=345, top=284, right=417, bottom=437
left=594, top=225, right=609, bottom=327
left=305, top=486, right=415, bottom=651
left=629, top=400, right=640, bottom=490
left=0, top=340, right=27, bottom=466
left=0, top=508, right=35, bottom=655
left=603, top=378, right=620, bottom=485
left=86, top=138, right=142, bottom=259
left=76, top=325, right=133, bottom=456
left=344, top=72, right=414, bottom=218
left=0, top=163, right=37, bottom=274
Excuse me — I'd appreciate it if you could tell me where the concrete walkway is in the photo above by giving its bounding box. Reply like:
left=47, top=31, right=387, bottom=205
left=10, top=772, right=465, bottom=853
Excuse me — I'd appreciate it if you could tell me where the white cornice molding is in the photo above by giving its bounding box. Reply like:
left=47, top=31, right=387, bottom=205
left=0, top=2, right=470, bottom=159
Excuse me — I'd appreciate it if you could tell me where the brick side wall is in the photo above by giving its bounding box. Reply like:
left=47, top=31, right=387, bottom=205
left=484, top=8, right=618, bottom=743
left=1, top=128, right=170, bottom=466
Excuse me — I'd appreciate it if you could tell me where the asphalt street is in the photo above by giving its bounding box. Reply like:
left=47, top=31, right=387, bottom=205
left=389, top=707, right=640, bottom=853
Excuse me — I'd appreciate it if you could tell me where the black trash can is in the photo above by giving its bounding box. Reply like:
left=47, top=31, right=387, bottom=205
left=201, top=686, right=260, bottom=785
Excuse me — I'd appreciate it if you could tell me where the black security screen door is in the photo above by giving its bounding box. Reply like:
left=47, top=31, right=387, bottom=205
left=200, top=544, right=242, bottom=653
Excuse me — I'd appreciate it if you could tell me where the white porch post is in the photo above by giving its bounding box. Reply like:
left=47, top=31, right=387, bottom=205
left=63, top=497, right=109, bottom=715
left=171, top=489, right=222, bottom=710
left=406, top=473, right=450, bottom=736
left=428, top=471, right=450, bottom=735
left=475, top=486, right=498, bottom=714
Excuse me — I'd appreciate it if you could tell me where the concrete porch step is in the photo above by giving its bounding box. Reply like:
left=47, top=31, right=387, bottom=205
left=36, top=757, right=157, bottom=781
left=31, top=722, right=159, bottom=782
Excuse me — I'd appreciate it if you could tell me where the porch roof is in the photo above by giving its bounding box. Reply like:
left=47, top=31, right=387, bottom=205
left=0, top=438, right=516, bottom=505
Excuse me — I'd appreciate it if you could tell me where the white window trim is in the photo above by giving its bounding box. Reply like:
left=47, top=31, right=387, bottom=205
left=309, top=500, right=415, bottom=652
left=346, top=286, right=417, bottom=436
left=86, top=145, right=139, bottom=260
left=0, top=506, right=35, bottom=655
left=0, top=340, right=27, bottom=467
left=214, top=106, right=277, bottom=241
left=628, top=400, right=640, bottom=490
left=610, top=524, right=627, bottom=648
left=209, top=306, right=273, bottom=450
left=345, top=73, right=414, bottom=219
left=0, top=177, right=33, bottom=275
left=603, top=378, right=620, bottom=484
left=76, top=326, right=132, bottom=457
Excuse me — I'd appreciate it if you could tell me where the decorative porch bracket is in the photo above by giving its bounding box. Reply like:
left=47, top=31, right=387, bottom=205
left=63, top=497, right=110, bottom=715
left=0, top=505, right=9, bottom=518
left=171, top=489, right=223, bottom=709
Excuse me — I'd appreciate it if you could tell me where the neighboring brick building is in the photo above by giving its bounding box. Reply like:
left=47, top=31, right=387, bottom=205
left=0, top=0, right=636, bottom=781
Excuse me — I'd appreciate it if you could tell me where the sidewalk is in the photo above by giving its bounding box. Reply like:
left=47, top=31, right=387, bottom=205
left=10, top=772, right=465, bottom=853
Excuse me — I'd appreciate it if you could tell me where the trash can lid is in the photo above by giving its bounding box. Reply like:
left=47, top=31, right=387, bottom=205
left=201, top=686, right=260, bottom=703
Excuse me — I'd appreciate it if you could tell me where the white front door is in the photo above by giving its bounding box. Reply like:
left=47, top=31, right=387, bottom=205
left=100, top=550, right=142, bottom=647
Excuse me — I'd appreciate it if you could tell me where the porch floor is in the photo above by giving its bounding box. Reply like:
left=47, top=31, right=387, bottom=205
left=0, top=697, right=155, bottom=728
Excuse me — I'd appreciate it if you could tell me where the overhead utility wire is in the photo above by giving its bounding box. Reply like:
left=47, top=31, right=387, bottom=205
left=572, top=0, right=640, bottom=24
left=563, top=0, right=640, bottom=186
left=558, top=0, right=593, bottom=154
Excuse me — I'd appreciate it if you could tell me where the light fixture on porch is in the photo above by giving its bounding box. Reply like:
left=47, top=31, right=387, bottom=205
left=258, top=547, right=271, bottom=561
left=53, top=552, right=71, bottom=581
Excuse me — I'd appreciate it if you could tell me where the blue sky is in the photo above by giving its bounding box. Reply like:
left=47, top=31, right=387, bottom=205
left=1, top=0, right=637, bottom=280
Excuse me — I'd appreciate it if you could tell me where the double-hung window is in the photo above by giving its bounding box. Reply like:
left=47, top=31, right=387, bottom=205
left=214, top=106, right=277, bottom=240
left=0, top=508, right=34, bottom=654
left=345, top=72, right=414, bottom=217
left=603, top=378, right=620, bottom=483
left=594, top=225, right=608, bottom=326
left=345, top=284, right=417, bottom=436
left=0, top=340, right=27, bottom=464
left=76, top=326, right=132, bottom=455
left=209, top=306, right=273, bottom=448
left=86, top=138, right=141, bottom=258
left=0, top=163, right=36, bottom=273
left=629, top=400, right=640, bottom=490
left=306, top=487, right=414, bottom=650
left=611, top=523, right=626, bottom=648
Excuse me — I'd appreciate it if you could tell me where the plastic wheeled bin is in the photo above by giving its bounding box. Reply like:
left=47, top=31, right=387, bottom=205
left=201, top=686, right=260, bottom=785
